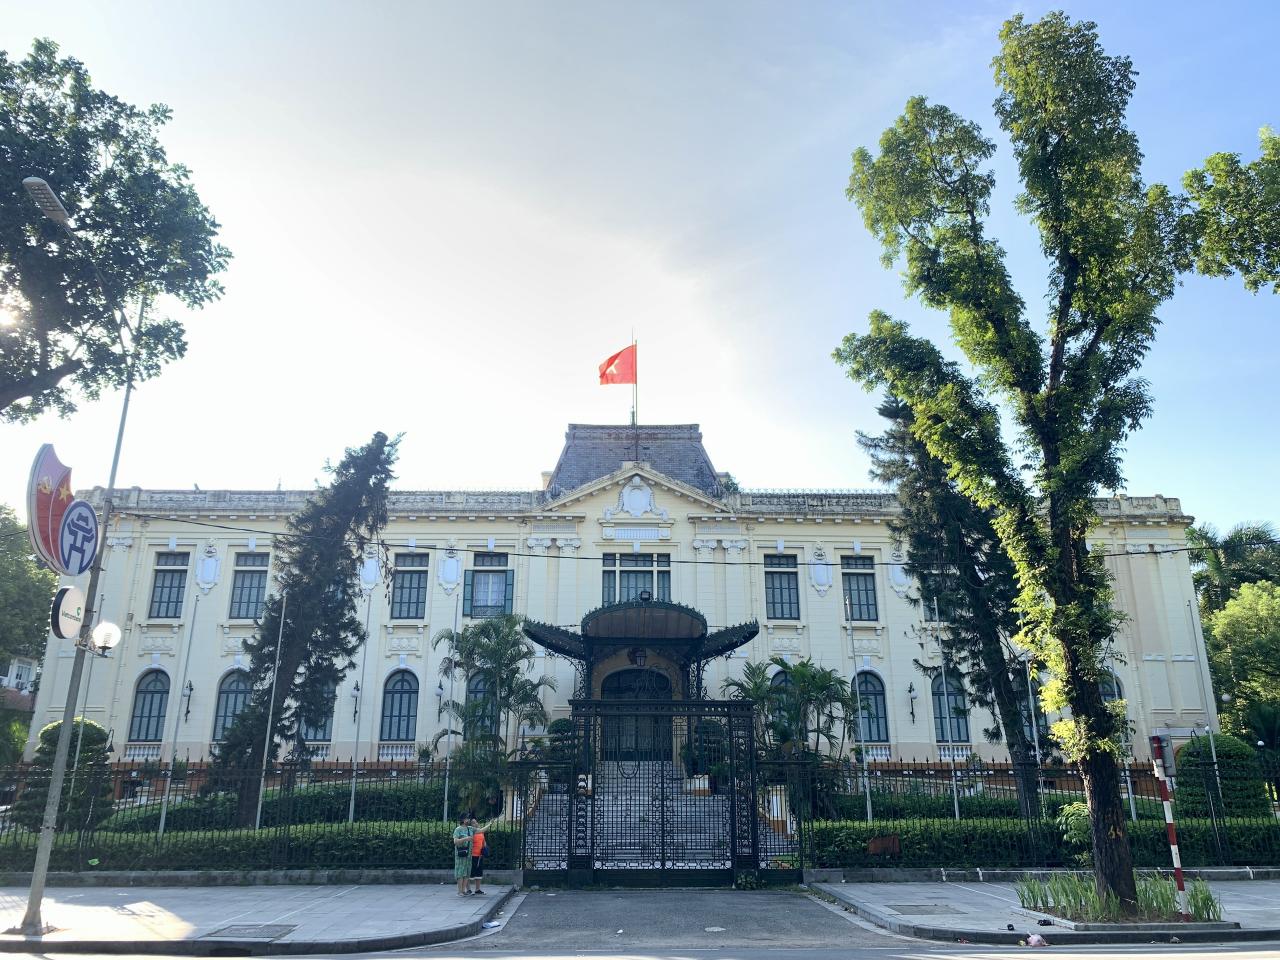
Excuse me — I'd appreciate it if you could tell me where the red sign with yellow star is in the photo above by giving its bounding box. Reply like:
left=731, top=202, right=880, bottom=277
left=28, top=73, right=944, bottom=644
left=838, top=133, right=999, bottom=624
left=27, top=444, right=76, bottom=574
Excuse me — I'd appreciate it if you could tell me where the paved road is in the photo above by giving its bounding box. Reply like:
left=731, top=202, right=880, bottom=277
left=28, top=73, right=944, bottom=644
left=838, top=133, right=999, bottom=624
left=8, top=888, right=1280, bottom=960
left=454, top=888, right=899, bottom=950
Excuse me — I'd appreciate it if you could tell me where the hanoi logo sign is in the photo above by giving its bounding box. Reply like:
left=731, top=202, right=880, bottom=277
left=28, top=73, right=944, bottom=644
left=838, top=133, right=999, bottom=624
left=59, top=500, right=98, bottom=575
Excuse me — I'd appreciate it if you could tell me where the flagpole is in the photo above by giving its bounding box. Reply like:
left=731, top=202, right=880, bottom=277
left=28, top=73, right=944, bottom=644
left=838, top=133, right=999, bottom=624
left=631, top=330, right=639, bottom=461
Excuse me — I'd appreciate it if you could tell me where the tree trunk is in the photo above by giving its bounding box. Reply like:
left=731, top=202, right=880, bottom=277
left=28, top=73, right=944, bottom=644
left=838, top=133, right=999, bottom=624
left=978, top=628, right=1041, bottom=817
left=235, top=742, right=265, bottom=827
left=1081, top=748, right=1138, bottom=909
left=1045, top=491, right=1138, bottom=913
left=234, top=641, right=305, bottom=827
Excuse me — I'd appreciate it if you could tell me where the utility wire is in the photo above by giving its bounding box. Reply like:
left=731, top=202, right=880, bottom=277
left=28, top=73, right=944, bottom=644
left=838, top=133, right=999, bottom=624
left=96, top=510, right=1279, bottom=568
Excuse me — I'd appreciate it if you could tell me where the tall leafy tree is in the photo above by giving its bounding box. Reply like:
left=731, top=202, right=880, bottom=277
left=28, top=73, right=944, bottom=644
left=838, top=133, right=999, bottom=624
left=214, top=432, right=397, bottom=823
left=1186, top=522, right=1280, bottom=617
left=836, top=13, right=1277, bottom=909
left=0, top=39, right=229, bottom=421
left=0, top=504, right=58, bottom=665
left=859, top=397, right=1041, bottom=813
left=1206, top=581, right=1280, bottom=732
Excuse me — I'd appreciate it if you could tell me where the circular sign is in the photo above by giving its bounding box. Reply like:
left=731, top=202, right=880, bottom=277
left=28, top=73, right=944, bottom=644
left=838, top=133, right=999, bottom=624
left=51, top=586, right=87, bottom=641
left=57, top=499, right=98, bottom=576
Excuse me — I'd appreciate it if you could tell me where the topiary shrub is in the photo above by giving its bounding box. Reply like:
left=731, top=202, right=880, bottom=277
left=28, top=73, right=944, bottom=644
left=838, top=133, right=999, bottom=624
left=11, top=719, right=114, bottom=831
left=1174, top=734, right=1271, bottom=817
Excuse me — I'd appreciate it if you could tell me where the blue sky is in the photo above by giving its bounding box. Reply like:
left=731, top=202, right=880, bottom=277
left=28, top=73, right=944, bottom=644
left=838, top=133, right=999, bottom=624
left=1, top=1, right=1275, bottom=532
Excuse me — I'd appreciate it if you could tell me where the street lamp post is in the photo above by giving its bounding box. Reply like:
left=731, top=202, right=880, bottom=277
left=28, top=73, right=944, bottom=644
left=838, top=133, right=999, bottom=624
left=850, top=663, right=872, bottom=823
left=15, top=178, right=135, bottom=937
left=64, top=623, right=120, bottom=815
left=442, top=595, right=459, bottom=824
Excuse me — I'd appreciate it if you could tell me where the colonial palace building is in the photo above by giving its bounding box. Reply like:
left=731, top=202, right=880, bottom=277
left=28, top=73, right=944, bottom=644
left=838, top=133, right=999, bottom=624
left=29, top=423, right=1216, bottom=764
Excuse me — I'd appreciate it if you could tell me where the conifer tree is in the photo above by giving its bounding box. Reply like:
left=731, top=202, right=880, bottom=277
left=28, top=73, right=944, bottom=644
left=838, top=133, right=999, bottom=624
left=859, top=396, right=1040, bottom=812
left=214, top=432, right=397, bottom=823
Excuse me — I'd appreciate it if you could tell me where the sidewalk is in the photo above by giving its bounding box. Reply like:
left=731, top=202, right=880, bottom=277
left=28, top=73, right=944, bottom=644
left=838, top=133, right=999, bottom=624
left=0, top=883, right=512, bottom=955
left=813, top=879, right=1280, bottom=945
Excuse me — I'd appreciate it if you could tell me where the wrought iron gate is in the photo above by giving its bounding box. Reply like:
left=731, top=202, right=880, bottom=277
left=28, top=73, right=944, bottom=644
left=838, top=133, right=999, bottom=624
left=515, top=699, right=806, bottom=886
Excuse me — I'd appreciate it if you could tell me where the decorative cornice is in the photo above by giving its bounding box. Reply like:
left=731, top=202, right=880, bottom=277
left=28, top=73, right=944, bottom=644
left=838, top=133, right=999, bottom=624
left=78, top=486, right=1191, bottom=526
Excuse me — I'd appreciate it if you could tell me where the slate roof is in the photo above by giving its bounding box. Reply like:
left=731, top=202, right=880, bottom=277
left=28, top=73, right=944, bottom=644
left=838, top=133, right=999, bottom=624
left=546, top=424, right=722, bottom=497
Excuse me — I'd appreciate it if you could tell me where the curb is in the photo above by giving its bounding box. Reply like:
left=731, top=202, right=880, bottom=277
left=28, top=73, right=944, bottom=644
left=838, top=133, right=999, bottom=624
left=0, top=887, right=514, bottom=956
left=802, top=866, right=1280, bottom=884
left=812, top=884, right=1280, bottom=946
left=0, top=869, right=523, bottom=888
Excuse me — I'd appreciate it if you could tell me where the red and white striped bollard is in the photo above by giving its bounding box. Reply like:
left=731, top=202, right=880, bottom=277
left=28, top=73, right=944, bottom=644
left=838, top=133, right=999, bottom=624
left=1150, top=735, right=1190, bottom=920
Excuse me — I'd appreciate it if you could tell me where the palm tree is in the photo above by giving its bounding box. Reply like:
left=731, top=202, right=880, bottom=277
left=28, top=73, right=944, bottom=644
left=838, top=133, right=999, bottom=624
left=432, top=614, right=556, bottom=754
left=767, top=657, right=849, bottom=757
left=1187, top=522, right=1280, bottom=616
left=721, top=660, right=780, bottom=751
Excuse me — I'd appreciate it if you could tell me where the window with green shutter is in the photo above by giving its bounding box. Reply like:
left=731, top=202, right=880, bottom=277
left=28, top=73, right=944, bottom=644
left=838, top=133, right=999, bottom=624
left=464, top=553, right=512, bottom=618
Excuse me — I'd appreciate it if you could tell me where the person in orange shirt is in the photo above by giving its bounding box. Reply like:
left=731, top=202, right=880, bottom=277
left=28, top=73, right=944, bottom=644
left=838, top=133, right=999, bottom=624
left=468, top=816, right=488, bottom=895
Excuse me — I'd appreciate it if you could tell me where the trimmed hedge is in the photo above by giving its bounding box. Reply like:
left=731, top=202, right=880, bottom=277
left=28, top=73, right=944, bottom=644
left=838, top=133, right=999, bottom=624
left=0, top=821, right=520, bottom=872
left=1, top=816, right=1274, bottom=873
left=99, top=781, right=458, bottom=833
left=824, top=789, right=1163, bottom=822
left=810, top=818, right=1280, bottom=869
left=1174, top=735, right=1272, bottom=817
left=812, top=819, right=1062, bottom=868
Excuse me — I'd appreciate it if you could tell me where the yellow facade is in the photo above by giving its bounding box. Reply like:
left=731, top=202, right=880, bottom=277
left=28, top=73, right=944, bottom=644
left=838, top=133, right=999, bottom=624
left=29, top=424, right=1215, bottom=764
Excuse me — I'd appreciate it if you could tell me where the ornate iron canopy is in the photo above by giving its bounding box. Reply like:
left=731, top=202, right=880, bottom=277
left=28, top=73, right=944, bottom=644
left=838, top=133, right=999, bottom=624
left=582, top=597, right=705, bottom=642
left=522, top=597, right=758, bottom=667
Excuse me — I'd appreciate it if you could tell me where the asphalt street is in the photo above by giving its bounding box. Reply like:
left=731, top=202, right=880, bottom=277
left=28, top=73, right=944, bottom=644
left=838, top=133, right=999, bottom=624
left=454, top=888, right=900, bottom=950
left=8, top=889, right=1280, bottom=960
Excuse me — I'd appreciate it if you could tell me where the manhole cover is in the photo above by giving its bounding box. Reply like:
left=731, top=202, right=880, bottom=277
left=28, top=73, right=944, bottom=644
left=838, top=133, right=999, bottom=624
left=885, top=904, right=964, bottom=916
left=203, top=924, right=297, bottom=940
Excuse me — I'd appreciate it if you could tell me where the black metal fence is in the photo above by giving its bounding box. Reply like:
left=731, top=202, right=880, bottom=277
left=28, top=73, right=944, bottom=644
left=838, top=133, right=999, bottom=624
left=803, top=753, right=1280, bottom=870
left=0, top=750, right=1275, bottom=875
left=0, top=759, right=518, bottom=873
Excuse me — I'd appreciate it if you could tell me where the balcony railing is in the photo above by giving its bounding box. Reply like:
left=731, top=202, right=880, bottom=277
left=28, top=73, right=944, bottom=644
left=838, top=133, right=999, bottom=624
left=377, top=742, right=418, bottom=761
left=121, top=743, right=161, bottom=761
left=937, top=743, right=973, bottom=761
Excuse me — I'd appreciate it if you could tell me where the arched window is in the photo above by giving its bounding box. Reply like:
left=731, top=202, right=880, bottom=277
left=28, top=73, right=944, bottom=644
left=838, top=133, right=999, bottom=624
left=465, top=673, right=499, bottom=740
left=1100, top=672, right=1124, bottom=703
left=212, top=671, right=252, bottom=742
left=302, top=682, right=337, bottom=743
left=853, top=673, right=889, bottom=743
left=770, top=670, right=790, bottom=689
left=381, top=670, right=419, bottom=742
left=932, top=674, right=969, bottom=743
left=128, top=671, right=169, bottom=742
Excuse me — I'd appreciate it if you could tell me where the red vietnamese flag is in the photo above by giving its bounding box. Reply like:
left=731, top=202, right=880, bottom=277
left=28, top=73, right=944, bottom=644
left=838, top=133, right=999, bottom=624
left=598, top=344, right=637, bottom=385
